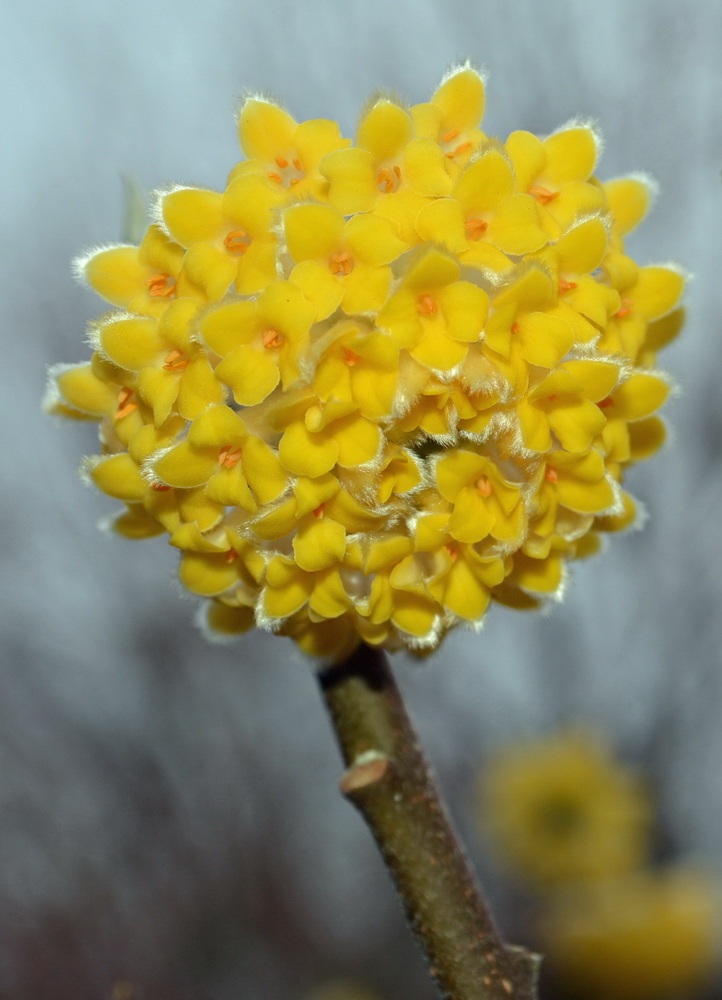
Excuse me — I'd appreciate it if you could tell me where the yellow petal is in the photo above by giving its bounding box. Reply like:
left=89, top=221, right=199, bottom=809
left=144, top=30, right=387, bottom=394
left=90, top=454, right=147, bottom=501
left=357, top=99, right=412, bottom=160
left=320, top=147, right=376, bottom=214
left=289, top=259, right=344, bottom=321
left=237, top=97, right=296, bottom=160
left=628, top=416, right=666, bottom=461
left=391, top=593, right=439, bottom=638
left=293, top=473, right=340, bottom=518
left=200, top=299, right=257, bottom=357
left=604, top=176, right=654, bottom=234
left=564, top=360, right=621, bottom=402
left=331, top=413, right=381, bottom=467
left=344, top=213, right=407, bottom=266
left=439, top=281, right=488, bottom=342
left=555, top=216, right=609, bottom=274
left=55, top=364, right=118, bottom=415
left=403, top=139, right=453, bottom=197
left=341, top=263, right=392, bottom=316
left=160, top=187, right=224, bottom=246
left=454, top=147, right=515, bottom=213
left=415, top=198, right=467, bottom=253
left=431, top=65, right=486, bottom=131
left=543, top=126, right=599, bottom=184
left=279, top=422, right=339, bottom=476
left=293, top=516, right=347, bottom=571
left=182, top=243, right=237, bottom=301
left=177, top=355, right=225, bottom=420
left=99, top=316, right=162, bottom=371
left=439, top=557, right=492, bottom=620
left=517, top=312, right=574, bottom=368
left=505, top=131, right=545, bottom=191
left=206, top=464, right=257, bottom=511
left=633, top=266, right=685, bottom=320
left=449, top=487, right=494, bottom=543
left=215, top=344, right=280, bottom=406
left=222, top=173, right=282, bottom=233
left=612, top=373, right=670, bottom=420
left=550, top=400, right=606, bottom=453
left=188, top=405, right=247, bottom=448
left=488, top=193, right=548, bottom=255
left=556, top=472, right=615, bottom=513
left=179, top=552, right=239, bottom=597
left=81, top=245, right=146, bottom=306
left=242, top=436, right=288, bottom=504
left=284, top=202, right=344, bottom=262
left=153, top=441, right=218, bottom=488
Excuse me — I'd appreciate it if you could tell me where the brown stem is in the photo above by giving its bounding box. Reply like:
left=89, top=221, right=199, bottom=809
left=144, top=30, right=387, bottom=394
left=317, top=643, right=540, bottom=1000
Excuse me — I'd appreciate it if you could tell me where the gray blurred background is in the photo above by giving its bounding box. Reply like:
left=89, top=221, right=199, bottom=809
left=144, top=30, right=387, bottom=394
left=2, top=0, right=721, bottom=997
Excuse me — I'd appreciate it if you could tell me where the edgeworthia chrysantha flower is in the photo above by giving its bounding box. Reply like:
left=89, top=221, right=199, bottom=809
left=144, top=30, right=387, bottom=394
left=47, top=64, right=684, bottom=661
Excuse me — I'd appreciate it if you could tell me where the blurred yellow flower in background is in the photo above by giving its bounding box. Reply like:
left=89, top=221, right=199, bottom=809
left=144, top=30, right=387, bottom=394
left=539, top=868, right=722, bottom=1000
left=48, top=64, right=683, bottom=660
left=478, top=730, right=651, bottom=885
left=307, top=980, right=384, bottom=1000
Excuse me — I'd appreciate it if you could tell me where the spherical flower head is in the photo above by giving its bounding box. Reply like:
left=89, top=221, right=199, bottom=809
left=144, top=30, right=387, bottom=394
left=48, top=62, right=684, bottom=662
left=477, top=729, right=652, bottom=886
left=539, top=868, right=722, bottom=1000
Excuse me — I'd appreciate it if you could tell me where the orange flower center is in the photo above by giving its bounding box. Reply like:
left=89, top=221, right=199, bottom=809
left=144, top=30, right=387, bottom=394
left=267, top=154, right=303, bottom=188
left=465, top=217, right=488, bottom=240
left=376, top=165, right=401, bottom=194
left=417, top=293, right=438, bottom=316
left=616, top=298, right=633, bottom=318
left=219, top=445, right=242, bottom=468
left=476, top=475, right=492, bottom=497
left=545, top=467, right=559, bottom=484
left=558, top=278, right=578, bottom=293
left=162, top=349, right=189, bottom=372
left=529, top=185, right=559, bottom=205
left=262, top=328, right=284, bottom=349
left=224, top=230, right=252, bottom=254
left=115, top=388, right=137, bottom=420
left=343, top=346, right=360, bottom=366
left=329, top=250, right=354, bottom=276
left=146, top=273, right=176, bottom=298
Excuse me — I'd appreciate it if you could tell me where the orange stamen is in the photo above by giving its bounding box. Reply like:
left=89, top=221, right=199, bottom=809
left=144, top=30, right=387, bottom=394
left=226, top=549, right=239, bottom=563
left=476, top=475, right=492, bottom=497
left=394, top=165, right=401, bottom=178
left=313, top=503, right=325, bottom=519
left=510, top=322, right=520, bottom=334
left=545, top=467, right=558, bottom=484
left=293, top=157, right=302, bottom=171
left=289, top=177, right=300, bottom=186
left=219, top=445, right=242, bottom=468
left=417, top=293, right=438, bottom=316
left=146, top=273, right=176, bottom=298
left=375, top=167, right=396, bottom=193
left=529, top=185, right=559, bottom=204
left=616, top=298, right=633, bottom=318
left=267, top=171, right=283, bottom=183
left=442, top=127, right=460, bottom=142
left=329, top=250, right=353, bottom=276
left=598, top=396, right=614, bottom=409
left=224, top=229, right=251, bottom=254
left=275, top=156, right=289, bottom=168
left=547, top=394, right=559, bottom=402
left=262, top=327, right=285, bottom=349
left=343, top=346, right=360, bottom=366
left=465, top=217, right=488, bottom=240
left=150, top=482, right=172, bottom=492
left=558, top=278, right=578, bottom=292
left=162, top=349, right=189, bottom=372
left=115, top=388, right=137, bottom=420
left=445, top=141, right=473, bottom=159
left=445, top=543, right=459, bottom=563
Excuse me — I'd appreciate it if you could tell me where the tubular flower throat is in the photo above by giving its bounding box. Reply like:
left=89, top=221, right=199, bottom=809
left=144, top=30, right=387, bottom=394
left=48, top=65, right=684, bottom=661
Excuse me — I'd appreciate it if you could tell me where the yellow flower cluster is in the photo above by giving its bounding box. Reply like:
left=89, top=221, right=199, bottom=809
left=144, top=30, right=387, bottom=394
left=478, top=729, right=651, bottom=887
left=478, top=731, right=722, bottom=998
left=48, top=65, right=683, bottom=660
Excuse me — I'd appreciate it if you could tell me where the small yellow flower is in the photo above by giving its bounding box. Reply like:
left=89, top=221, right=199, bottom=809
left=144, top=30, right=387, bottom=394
left=540, top=868, right=722, bottom=1000
left=478, top=730, right=651, bottom=886
left=50, top=64, right=683, bottom=659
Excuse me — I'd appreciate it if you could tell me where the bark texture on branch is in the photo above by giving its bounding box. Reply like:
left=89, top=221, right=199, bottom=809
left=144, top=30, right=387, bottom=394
left=317, top=643, right=540, bottom=1000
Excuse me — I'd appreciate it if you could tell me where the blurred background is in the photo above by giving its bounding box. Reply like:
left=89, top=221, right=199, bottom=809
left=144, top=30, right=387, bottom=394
left=3, top=0, right=722, bottom=996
